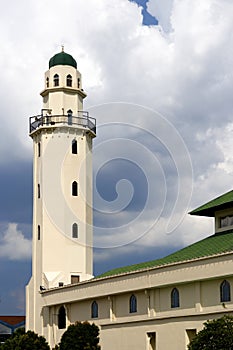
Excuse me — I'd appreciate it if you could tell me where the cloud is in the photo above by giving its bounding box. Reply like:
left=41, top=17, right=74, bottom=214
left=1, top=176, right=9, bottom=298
left=147, top=0, right=174, bottom=32
left=0, top=223, right=31, bottom=260
left=0, top=0, right=233, bottom=306
left=1, top=0, right=232, bottom=249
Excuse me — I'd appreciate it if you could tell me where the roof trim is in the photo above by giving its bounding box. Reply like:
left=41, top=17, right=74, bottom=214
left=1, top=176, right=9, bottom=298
left=189, top=190, right=233, bottom=217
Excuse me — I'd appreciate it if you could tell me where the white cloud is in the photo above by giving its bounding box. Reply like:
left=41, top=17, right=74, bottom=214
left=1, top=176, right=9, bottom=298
left=0, top=224, right=31, bottom=260
left=1, top=0, right=233, bottom=258
left=147, top=0, right=174, bottom=32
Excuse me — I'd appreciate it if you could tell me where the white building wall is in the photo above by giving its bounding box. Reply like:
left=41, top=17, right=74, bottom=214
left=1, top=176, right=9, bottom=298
left=38, top=253, right=233, bottom=349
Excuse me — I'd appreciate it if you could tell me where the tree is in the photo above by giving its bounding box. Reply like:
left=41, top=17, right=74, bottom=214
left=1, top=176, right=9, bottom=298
left=188, top=315, right=233, bottom=350
left=58, top=321, right=101, bottom=350
left=0, top=328, right=50, bottom=350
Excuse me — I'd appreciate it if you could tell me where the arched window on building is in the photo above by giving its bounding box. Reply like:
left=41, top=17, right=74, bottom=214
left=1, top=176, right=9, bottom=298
left=66, top=74, right=72, bottom=87
left=58, top=306, right=66, bottom=329
left=72, top=181, right=78, bottom=196
left=171, top=288, right=180, bottom=308
left=77, top=77, right=81, bottom=88
left=46, top=77, right=49, bottom=88
left=67, top=109, right=73, bottom=126
left=53, top=74, right=59, bottom=87
left=91, top=301, right=98, bottom=318
left=220, top=280, right=231, bottom=302
left=72, top=223, right=78, bottom=238
left=129, top=294, right=137, bottom=313
left=72, top=139, right=77, bottom=154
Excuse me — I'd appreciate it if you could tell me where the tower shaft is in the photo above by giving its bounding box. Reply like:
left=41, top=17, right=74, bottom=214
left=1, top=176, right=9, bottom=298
left=26, top=50, right=96, bottom=333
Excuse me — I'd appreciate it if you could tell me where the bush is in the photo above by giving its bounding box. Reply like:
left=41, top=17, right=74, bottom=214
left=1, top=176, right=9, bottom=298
left=188, top=315, right=233, bottom=349
left=58, top=321, right=100, bottom=350
left=0, top=328, right=50, bottom=350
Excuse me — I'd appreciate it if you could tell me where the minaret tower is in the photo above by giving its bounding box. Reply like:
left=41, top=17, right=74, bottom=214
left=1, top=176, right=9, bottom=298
left=26, top=49, right=96, bottom=332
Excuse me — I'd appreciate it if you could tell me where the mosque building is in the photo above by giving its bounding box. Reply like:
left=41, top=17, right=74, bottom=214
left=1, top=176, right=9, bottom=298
left=26, top=50, right=233, bottom=349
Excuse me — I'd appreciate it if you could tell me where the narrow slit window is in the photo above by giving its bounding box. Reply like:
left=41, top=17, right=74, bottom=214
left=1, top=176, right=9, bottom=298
left=53, top=74, right=59, bottom=87
left=46, top=77, right=49, bottom=88
left=72, top=223, right=78, bottom=238
left=38, top=184, right=41, bottom=199
left=171, top=288, right=180, bottom=308
left=38, top=142, right=41, bottom=157
left=129, top=294, right=137, bottom=313
left=58, top=306, right=66, bottom=329
left=72, top=181, right=78, bottom=196
left=91, top=301, right=98, bottom=318
left=38, top=225, right=40, bottom=240
left=77, top=78, right=80, bottom=88
left=66, top=74, right=72, bottom=87
left=220, top=280, right=231, bottom=302
left=72, top=139, right=77, bottom=154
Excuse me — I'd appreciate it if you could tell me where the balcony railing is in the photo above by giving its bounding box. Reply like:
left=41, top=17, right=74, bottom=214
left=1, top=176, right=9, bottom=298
left=29, top=111, right=96, bottom=134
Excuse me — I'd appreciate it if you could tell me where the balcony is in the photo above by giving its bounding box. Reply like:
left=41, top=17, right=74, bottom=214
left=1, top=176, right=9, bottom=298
left=29, top=111, right=96, bottom=135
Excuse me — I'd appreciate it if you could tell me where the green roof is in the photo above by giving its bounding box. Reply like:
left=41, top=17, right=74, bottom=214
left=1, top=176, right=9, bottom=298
left=49, top=51, right=77, bottom=69
left=190, top=190, right=233, bottom=217
left=96, top=230, right=233, bottom=278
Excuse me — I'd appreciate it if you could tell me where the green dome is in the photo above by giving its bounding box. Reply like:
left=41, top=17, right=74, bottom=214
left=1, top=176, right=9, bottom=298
left=49, top=51, right=77, bottom=69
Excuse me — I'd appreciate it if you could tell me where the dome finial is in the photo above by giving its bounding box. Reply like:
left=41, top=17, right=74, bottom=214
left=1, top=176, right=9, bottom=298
left=61, top=45, right=64, bottom=52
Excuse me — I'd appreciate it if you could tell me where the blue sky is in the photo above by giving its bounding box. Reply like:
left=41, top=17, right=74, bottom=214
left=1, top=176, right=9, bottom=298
left=129, top=0, right=158, bottom=25
left=1, top=0, right=233, bottom=315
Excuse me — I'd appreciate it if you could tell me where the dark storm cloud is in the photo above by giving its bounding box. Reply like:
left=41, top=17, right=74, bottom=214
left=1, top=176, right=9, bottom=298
left=94, top=243, right=179, bottom=276
left=0, top=260, right=31, bottom=314
left=0, top=161, right=32, bottom=224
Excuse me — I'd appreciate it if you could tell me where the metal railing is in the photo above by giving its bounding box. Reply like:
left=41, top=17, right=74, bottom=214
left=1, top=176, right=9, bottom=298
left=29, top=111, right=96, bottom=134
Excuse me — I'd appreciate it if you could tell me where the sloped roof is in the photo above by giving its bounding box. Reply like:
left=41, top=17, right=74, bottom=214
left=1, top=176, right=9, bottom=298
left=0, top=316, right=25, bottom=326
left=97, top=230, right=233, bottom=278
left=189, top=190, right=233, bottom=217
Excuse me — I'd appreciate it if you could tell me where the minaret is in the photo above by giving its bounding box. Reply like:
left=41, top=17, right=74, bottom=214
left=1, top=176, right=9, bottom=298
left=26, top=49, right=96, bottom=332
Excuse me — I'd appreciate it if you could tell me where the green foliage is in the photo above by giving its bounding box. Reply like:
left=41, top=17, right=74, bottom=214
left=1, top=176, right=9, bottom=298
left=59, top=321, right=101, bottom=350
left=188, top=315, right=233, bottom=350
left=0, top=328, right=50, bottom=350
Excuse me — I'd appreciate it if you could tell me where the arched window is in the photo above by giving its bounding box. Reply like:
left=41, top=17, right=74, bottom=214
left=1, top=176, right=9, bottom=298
left=171, top=288, right=180, bottom=308
left=46, top=77, right=49, bottom=87
left=129, top=294, right=137, bottom=313
left=38, top=225, right=40, bottom=240
left=91, top=301, right=98, bottom=318
left=72, top=181, right=78, bottom=196
left=67, top=109, right=73, bottom=126
left=38, top=184, right=40, bottom=199
left=220, top=280, right=231, bottom=302
left=72, top=139, right=77, bottom=154
left=72, top=223, right=78, bottom=238
left=66, top=74, right=72, bottom=87
left=58, top=306, right=66, bottom=329
left=53, top=74, right=59, bottom=87
left=77, top=78, right=81, bottom=88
